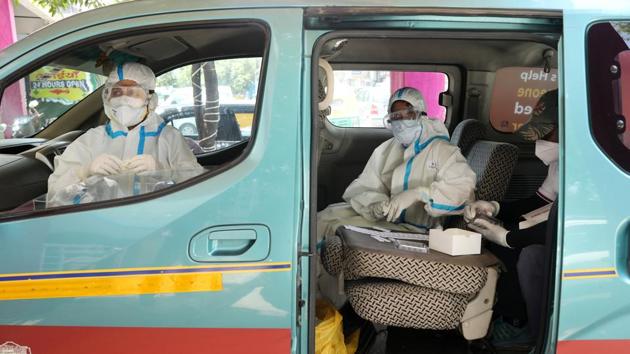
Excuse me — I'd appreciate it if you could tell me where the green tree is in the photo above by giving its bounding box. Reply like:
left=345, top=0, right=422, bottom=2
left=216, top=58, right=259, bottom=98
left=22, top=0, right=105, bottom=16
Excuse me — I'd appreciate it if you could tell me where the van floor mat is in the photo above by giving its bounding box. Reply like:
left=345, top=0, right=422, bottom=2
left=386, top=327, right=468, bottom=354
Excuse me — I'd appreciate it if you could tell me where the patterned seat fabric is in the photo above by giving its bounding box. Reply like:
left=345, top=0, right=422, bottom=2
left=322, top=233, right=489, bottom=295
left=450, top=119, right=485, bottom=155
left=346, top=280, right=469, bottom=330
left=448, top=119, right=519, bottom=229
left=321, top=232, right=495, bottom=329
left=467, top=141, right=519, bottom=202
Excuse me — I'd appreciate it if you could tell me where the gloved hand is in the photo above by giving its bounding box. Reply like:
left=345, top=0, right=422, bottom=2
left=87, top=154, right=123, bottom=177
left=464, top=200, right=500, bottom=222
left=387, top=188, right=429, bottom=222
left=368, top=200, right=390, bottom=220
left=469, top=218, right=510, bottom=248
left=125, top=154, right=158, bottom=174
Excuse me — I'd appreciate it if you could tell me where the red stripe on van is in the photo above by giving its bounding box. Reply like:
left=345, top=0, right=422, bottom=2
left=0, top=326, right=291, bottom=354
left=557, top=340, right=630, bottom=353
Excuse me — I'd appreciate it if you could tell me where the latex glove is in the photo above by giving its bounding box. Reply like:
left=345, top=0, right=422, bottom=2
left=469, top=218, right=510, bottom=248
left=125, top=155, right=157, bottom=174
left=368, top=200, right=390, bottom=220
left=464, top=200, right=500, bottom=222
left=387, top=188, right=428, bottom=222
left=87, top=154, right=123, bottom=177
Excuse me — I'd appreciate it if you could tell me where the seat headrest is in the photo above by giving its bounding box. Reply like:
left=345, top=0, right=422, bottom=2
left=451, top=119, right=485, bottom=155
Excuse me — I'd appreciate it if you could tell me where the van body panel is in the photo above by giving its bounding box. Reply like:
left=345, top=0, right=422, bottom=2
left=2, top=2, right=630, bottom=353
left=0, top=7, right=304, bottom=352
left=558, top=9, right=630, bottom=346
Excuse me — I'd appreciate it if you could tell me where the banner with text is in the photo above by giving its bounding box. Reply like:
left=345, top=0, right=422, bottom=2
left=28, top=66, right=101, bottom=105
left=490, top=67, right=558, bottom=133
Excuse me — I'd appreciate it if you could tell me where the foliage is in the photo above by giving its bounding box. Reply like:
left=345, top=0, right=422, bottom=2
left=216, top=58, right=260, bottom=98
left=156, top=58, right=260, bottom=99
left=26, top=0, right=105, bottom=16
left=156, top=66, right=191, bottom=88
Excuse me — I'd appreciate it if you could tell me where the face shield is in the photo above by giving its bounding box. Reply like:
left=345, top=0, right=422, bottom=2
left=102, top=82, right=151, bottom=108
left=384, top=107, right=428, bottom=146
left=383, top=107, right=425, bottom=130
left=102, top=82, right=153, bottom=128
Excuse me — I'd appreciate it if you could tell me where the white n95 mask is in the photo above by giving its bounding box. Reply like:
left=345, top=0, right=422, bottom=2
left=105, top=96, right=148, bottom=127
left=392, top=121, right=423, bottom=147
left=534, top=140, right=559, bottom=165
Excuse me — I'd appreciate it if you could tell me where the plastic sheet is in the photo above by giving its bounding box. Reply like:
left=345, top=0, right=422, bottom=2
left=315, top=300, right=359, bottom=354
left=45, top=168, right=204, bottom=208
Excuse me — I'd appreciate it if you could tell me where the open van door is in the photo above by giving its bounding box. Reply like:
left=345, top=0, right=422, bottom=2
left=557, top=12, right=630, bottom=353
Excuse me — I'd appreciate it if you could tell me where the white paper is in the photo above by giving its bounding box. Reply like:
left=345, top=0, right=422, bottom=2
left=343, top=225, right=429, bottom=241
left=519, top=203, right=552, bottom=229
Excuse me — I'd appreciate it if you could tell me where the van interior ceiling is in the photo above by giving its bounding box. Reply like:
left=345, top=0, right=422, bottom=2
left=51, top=25, right=267, bottom=77
left=313, top=30, right=559, bottom=353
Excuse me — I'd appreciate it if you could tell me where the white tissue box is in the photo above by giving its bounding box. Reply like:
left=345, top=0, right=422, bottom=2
left=429, top=228, right=482, bottom=256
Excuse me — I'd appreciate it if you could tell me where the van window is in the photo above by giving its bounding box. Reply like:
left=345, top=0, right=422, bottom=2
left=490, top=66, right=558, bottom=133
left=0, top=67, right=106, bottom=138
left=0, top=24, right=268, bottom=216
left=327, top=70, right=448, bottom=128
left=156, top=58, right=261, bottom=151
left=587, top=21, right=630, bottom=172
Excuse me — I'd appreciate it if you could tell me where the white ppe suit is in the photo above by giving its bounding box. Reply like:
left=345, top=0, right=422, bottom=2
left=343, top=117, right=476, bottom=229
left=316, top=117, right=476, bottom=307
left=46, top=111, right=202, bottom=206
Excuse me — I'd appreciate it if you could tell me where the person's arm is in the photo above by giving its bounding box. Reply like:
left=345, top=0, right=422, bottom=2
left=342, top=143, right=392, bottom=221
left=164, top=127, right=204, bottom=171
left=424, top=145, right=477, bottom=217
left=46, top=134, right=93, bottom=205
left=505, top=221, right=547, bottom=248
left=497, top=194, right=549, bottom=224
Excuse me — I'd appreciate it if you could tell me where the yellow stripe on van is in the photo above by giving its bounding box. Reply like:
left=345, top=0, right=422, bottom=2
left=562, top=267, right=617, bottom=280
left=0, top=272, right=223, bottom=301
left=0, top=262, right=291, bottom=301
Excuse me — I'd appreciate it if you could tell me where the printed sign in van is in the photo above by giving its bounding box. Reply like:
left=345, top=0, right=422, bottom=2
left=490, top=66, right=558, bottom=133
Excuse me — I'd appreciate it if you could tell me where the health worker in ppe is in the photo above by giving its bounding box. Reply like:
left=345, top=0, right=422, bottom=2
left=464, top=89, right=559, bottom=345
left=316, top=87, right=476, bottom=308
left=47, top=62, right=202, bottom=206
left=342, top=87, right=476, bottom=229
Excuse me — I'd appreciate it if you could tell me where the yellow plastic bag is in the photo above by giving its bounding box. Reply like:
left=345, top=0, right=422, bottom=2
left=315, top=300, right=359, bottom=354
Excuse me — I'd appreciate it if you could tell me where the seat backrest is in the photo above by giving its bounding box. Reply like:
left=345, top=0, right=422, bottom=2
left=451, top=119, right=485, bottom=155
left=467, top=141, right=519, bottom=202
left=451, top=119, right=519, bottom=202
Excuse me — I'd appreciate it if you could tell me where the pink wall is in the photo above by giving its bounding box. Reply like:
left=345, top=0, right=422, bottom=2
left=0, top=0, right=26, bottom=138
left=0, top=0, right=17, bottom=49
left=390, top=71, right=447, bottom=121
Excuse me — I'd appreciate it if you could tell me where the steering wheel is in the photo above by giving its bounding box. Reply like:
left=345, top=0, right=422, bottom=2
left=19, top=130, right=85, bottom=171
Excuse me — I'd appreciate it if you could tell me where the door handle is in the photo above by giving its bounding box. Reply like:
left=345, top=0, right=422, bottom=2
left=189, top=224, right=270, bottom=262
left=208, top=229, right=256, bottom=256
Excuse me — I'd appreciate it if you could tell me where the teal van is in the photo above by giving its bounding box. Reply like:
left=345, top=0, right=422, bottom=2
left=1, top=1, right=629, bottom=353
